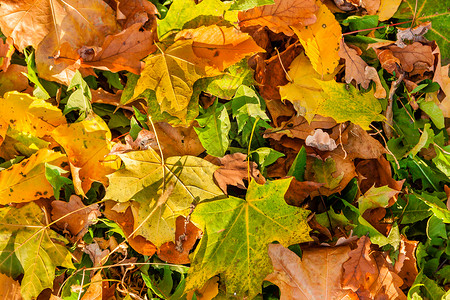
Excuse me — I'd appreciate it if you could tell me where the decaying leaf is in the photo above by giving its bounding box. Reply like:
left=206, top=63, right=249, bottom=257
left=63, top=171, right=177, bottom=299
left=238, top=0, right=318, bottom=36
left=186, top=179, right=312, bottom=298
left=266, top=244, right=357, bottom=299
left=207, top=152, right=264, bottom=194
left=51, top=195, right=101, bottom=239
left=158, top=216, right=202, bottom=264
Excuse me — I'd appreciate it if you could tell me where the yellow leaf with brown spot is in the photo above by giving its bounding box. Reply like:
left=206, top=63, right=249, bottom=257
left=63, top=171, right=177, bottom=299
left=0, top=148, right=68, bottom=204
left=292, top=1, right=341, bottom=76
left=51, top=114, right=119, bottom=196
left=176, top=25, right=264, bottom=71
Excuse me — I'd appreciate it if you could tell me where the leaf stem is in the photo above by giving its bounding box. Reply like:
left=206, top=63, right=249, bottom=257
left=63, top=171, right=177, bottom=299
left=342, top=20, right=412, bottom=36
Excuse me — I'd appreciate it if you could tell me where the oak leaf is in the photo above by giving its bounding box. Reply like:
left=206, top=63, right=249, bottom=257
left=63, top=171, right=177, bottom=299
left=186, top=178, right=312, bottom=298
left=133, top=40, right=219, bottom=122
left=51, top=114, right=119, bottom=196
left=0, top=148, right=67, bottom=204
left=292, top=1, right=341, bottom=76
left=51, top=195, right=101, bottom=239
left=266, top=244, right=358, bottom=300
left=104, top=149, right=223, bottom=246
left=238, top=0, right=318, bottom=36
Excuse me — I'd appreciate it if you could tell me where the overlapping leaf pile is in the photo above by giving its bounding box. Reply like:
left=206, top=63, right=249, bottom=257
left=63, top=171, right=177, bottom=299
left=0, top=0, right=449, bottom=299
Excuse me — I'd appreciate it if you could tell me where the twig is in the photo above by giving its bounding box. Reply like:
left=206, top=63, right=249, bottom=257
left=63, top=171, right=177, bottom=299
left=383, top=73, right=405, bottom=139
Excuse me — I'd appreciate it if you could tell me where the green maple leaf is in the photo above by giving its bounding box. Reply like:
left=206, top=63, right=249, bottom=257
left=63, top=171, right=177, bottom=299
left=186, top=178, right=312, bottom=298
left=311, top=157, right=343, bottom=190
left=104, top=149, right=224, bottom=246
left=0, top=203, right=73, bottom=300
left=358, top=185, right=400, bottom=214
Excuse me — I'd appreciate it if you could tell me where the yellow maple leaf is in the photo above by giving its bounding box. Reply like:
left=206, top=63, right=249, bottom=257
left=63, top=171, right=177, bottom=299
left=291, top=1, right=341, bottom=76
left=0, top=148, right=68, bottom=204
left=133, top=40, right=220, bottom=122
left=279, top=53, right=335, bottom=122
left=51, top=114, right=119, bottom=196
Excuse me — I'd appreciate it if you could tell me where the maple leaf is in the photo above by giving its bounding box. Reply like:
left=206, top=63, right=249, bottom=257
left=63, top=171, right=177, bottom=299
left=292, top=1, right=341, bottom=76
left=51, top=114, right=119, bottom=196
left=315, top=79, right=385, bottom=129
left=0, top=202, right=74, bottom=300
left=238, top=0, right=318, bottom=36
left=104, top=149, right=223, bottom=246
left=133, top=40, right=219, bottom=122
left=279, top=53, right=335, bottom=122
left=186, top=178, right=312, bottom=298
left=176, top=25, right=264, bottom=71
left=266, top=244, right=357, bottom=299
left=0, top=148, right=67, bottom=204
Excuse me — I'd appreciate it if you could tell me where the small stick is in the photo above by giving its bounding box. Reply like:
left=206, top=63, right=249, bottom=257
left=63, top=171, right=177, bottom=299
left=383, top=73, right=405, bottom=139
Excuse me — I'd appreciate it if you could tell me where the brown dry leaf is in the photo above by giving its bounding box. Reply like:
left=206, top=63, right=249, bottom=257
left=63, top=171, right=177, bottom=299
left=81, top=271, right=102, bottom=300
left=437, top=65, right=450, bottom=117
left=83, top=242, right=110, bottom=268
left=207, top=153, right=264, bottom=194
left=343, top=123, right=386, bottom=160
left=257, top=43, right=303, bottom=102
left=158, top=216, right=202, bottom=264
left=0, top=64, right=31, bottom=97
left=51, top=195, right=101, bottom=239
left=360, top=0, right=380, bottom=15
left=266, top=244, right=358, bottom=300
left=186, top=276, right=219, bottom=300
left=264, top=115, right=337, bottom=141
left=57, top=23, right=156, bottom=74
left=284, top=179, right=323, bottom=206
left=369, top=42, right=434, bottom=75
left=0, top=273, right=22, bottom=300
left=394, top=237, right=419, bottom=289
left=339, top=41, right=386, bottom=98
left=105, top=0, right=157, bottom=29
left=176, top=25, right=264, bottom=72
left=152, top=122, right=205, bottom=157
left=396, top=22, right=431, bottom=48
left=341, top=236, right=377, bottom=291
left=103, top=201, right=157, bottom=256
left=356, top=156, right=404, bottom=193
left=238, top=0, right=318, bottom=36
left=342, top=236, right=407, bottom=299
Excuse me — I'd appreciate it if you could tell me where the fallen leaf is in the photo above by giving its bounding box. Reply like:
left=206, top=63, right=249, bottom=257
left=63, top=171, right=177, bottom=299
left=377, top=0, right=402, bottom=21
left=51, top=195, right=101, bottom=239
left=0, top=273, right=22, bottom=300
left=395, top=22, right=431, bottom=48
left=0, top=65, right=31, bottom=97
left=0, top=37, right=14, bottom=72
left=394, top=236, right=419, bottom=289
left=57, top=23, right=157, bottom=74
left=104, top=149, right=223, bottom=246
left=437, top=64, right=450, bottom=117
left=343, top=123, right=386, bottom=160
left=51, top=114, right=118, bottom=196
left=83, top=242, right=109, bottom=268
left=292, top=1, right=341, bottom=76
left=279, top=52, right=335, bottom=122
left=133, top=40, right=219, bottom=122
left=186, top=276, right=219, bottom=300
left=80, top=271, right=103, bottom=300
left=152, top=122, right=205, bottom=157
left=105, top=0, right=157, bottom=29
left=186, top=179, right=312, bottom=298
left=315, top=79, right=385, bottom=129
left=284, top=178, right=323, bottom=206
left=0, top=148, right=67, bottom=204
left=158, top=216, right=202, bottom=264
left=207, top=152, right=264, bottom=194
left=238, top=0, right=318, bottom=36
left=176, top=25, right=264, bottom=71
left=266, top=244, right=357, bottom=300
left=356, top=156, right=404, bottom=193
left=0, top=202, right=74, bottom=300
left=358, top=185, right=400, bottom=214
left=339, top=41, right=386, bottom=98
left=103, top=201, right=157, bottom=256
